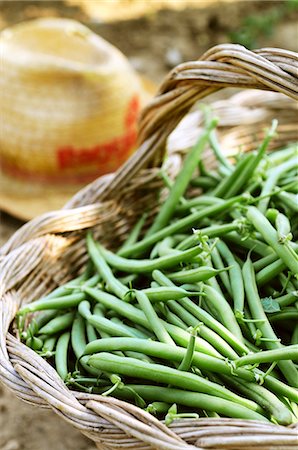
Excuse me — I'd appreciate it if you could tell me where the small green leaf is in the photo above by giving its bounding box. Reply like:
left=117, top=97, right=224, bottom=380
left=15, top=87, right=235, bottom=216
left=261, top=297, right=281, bottom=313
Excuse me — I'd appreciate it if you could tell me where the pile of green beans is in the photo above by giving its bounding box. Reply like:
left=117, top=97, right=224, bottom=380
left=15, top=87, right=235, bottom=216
left=17, top=119, right=298, bottom=426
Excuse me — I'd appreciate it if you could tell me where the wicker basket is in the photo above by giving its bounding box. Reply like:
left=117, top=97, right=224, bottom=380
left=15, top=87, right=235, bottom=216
left=1, top=44, right=298, bottom=450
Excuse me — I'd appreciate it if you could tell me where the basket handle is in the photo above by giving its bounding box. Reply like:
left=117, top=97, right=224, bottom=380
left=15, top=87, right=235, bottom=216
left=87, top=44, right=297, bottom=205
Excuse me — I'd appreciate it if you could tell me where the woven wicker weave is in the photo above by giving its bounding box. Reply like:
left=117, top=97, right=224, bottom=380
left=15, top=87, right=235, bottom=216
left=1, top=44, right=298, bottom=450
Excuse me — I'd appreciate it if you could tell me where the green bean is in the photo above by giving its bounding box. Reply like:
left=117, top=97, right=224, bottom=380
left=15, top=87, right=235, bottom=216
left=99, top=243, right=203, bottom=274
left=18, top=293, right=86, bottom=315
left=38, top=312, right=75, bottom=335
left=210, top=246, right=232, bottom=294
left=26, top=336, right=44, bottom=351
left=247, top=206, right=298, bottom=275
left=86, top=322, right=98, bottom=343
left=203, top=285, right=244, bottom=342
left=114, top=385, right=268, bottom=421
left=242, top=257, right=298, bottom=387
left=277, top=191, right=298, bottom=213
left=78, top=300, right=135, bottom=338
left=156, top=237, right=181, bottom=256
left=42, top=335, right=57, bottom=353
left=276, top=212, right=292, bottom=242
left=235, top=345, right=298, bottom=368
left=55, top=331, right=70, bottom=380
left=86, top=232, right=129, bottom=300
left=118, top=213, right=148, bottom=253
left=190, top=176, right=218, bottom=189
left=71, top=313, right=98, bottom=375
left=166, top=300, right=239, bottom=359
left=168, top=266, right=230, bottom=284
left=146, top=401, right=171, bottom=415
left=110, top=317, right=149, bottom=339
left=175, top=196, right=224, bottom=214
left=223, top=120, right=277, bottom=198
left=258, top=156, right=298, bottom=213
left=224, top=232, right=273, bottom=257
left=176, top=222, right=240, bottom=251
left=84, top=286, right=222, bottom=358
left=159, top=305, right=188, bottom=329
left=216, top=240, right=244, bottom=316
left=256, top=259, right=286, bottom=287
left=135, top=291, right=175, bottom=345
left=119, top=195, right=245, bottom=257
left=164, top=322, right=223, bottom=359
left=291, top=325, right=298, bottom=345
left=87, top=352, right=263, bottom=413
left=141, top=286, right=200, bottom=302
left=178, top=327, right=196, bottom=371
left=208, top=127, right=233, bottom=172
left=219, top=374, right=292, bottom=425
left=83, top=337, right=298, bottom=403
left=275, top=291, right=298, bottom=308
left=83, top=338, right=233, bottom=376
left=152, top=270, right=248, bottom=356
left=212, top=153, right=255, bottom=198
left=146, top=118, right=217, bottom=236
left=269, top=308, right=298, bottom=323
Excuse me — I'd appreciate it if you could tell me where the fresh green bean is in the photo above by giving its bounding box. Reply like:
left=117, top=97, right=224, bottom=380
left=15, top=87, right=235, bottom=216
left=168, top=266, right=230, bottom=284
left=146, top=118, right=218, bottom=236
left=177, top=328, right=196, bottom=371
left=55, top=331, right=70, bottom=380
left=277, top=191, right=298, bottom=213
left=219, top=374, right=292, bottom=425
left=141, top=286, right=201, bottom=302
left=202, top=285, right=244, bottom=342
left=42, top=335, right=57, bottom=353
left=212, top=153, right=255, bottom=198
left=152, top=270, right=248, bottom=356
left=71, top=313, right=98, bottom=375
left=223, top=120, right=277, bottom=198
left=208, top=127, right=233, bottom=172
left=99, top=243, right=203, bottom=274
left=166, top=300, right=239, bottom=359
left=86, top=322, right=98, bottom=343
left=38, top=312, right=75, bottom=335
left=210, top=246, right=232, bottom=294
left=235, top=345, right=298, bottom=367
left=256, top=259, right=286, bottom=287
left=176, top=222, right=240, bottom=251
left=242, top=257, right=298, bottom=387
left=258, top=157, right=298, bottom=213
left=86, top=232, right=129, bottom=300
left=175, top=196, right=224, bottom=214
left=18, top=293, right=86, bottom=315
left=78, top=300, right=135, bottom=338
left=118, top=195, right=245, bottom=257
left=87, top=352, right=263, bottom=412
left=275, top=290, right=298, bottom=308
left=114, top=385, right=268, bottom=421
left=216, top=240, right=244, bottom=316
left=135, top=291, right=175, bottom=345
left=269, top=308, right=298, bottom=323
left=246, top=206, right=298, bottom=274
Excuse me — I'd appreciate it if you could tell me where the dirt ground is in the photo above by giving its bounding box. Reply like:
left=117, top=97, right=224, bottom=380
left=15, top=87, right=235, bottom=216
left=0, top=1, right=297, bottom=449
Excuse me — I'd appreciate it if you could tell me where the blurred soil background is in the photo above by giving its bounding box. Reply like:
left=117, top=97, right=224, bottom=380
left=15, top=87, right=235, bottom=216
left=0, top=1, right=297, bottom=449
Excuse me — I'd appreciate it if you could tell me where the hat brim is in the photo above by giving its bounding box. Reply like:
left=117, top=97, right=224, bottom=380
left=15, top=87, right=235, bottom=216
left=0, top=74, right=157, bottom=221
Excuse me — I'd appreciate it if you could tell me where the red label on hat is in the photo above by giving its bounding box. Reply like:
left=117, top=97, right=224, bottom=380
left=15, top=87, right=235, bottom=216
left=57, top=94, right=140, bottom=172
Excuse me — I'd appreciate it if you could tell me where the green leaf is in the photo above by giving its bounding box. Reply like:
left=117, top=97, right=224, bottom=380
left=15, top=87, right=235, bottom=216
left=261, top=297, right=281, bottom=313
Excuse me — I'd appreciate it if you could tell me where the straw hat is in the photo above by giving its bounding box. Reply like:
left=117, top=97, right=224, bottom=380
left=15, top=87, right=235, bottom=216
left=0, top=18, right=156, bottom=220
